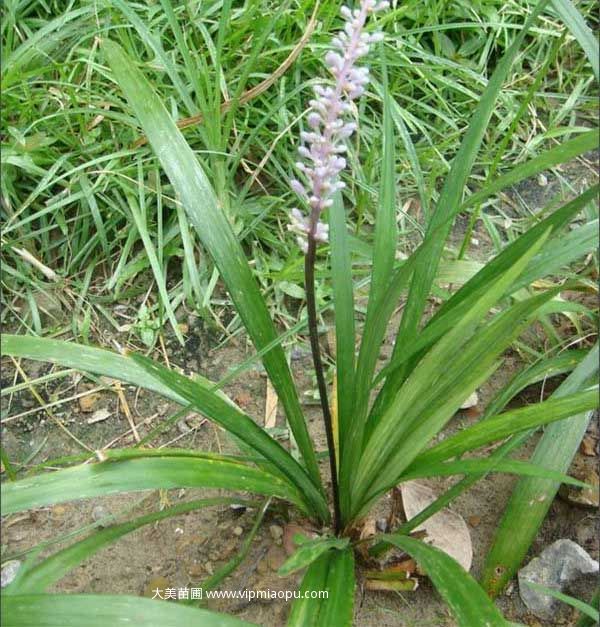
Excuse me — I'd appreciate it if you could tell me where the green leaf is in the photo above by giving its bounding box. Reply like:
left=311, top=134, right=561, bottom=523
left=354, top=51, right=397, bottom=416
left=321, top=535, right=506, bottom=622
left=577, top=589, right=599, bottom=627
left=328, top=192, right=356, bottom=462
left=1, top=594, right=253, bottom=627
left=352, top=230, right=551, bottom=516
left=460, top=131, right=599, bottom=211
left=483, top=349, right=589, bottom=418
left=401, top=457, right=592, bottom=487
left=552, top=0, right=599, bottom=81
left=482, top=344, right=599, bottom=597
left=377, top=186, right=598, bottom=387
left=278, top=537, right=349, bottom=576
left=411, top=388, right=598, bottom=466
left=287, top=547, right=355, bottom=627
left=379, top=536, right=506, bottom=626
left=0, top=335, right=327, bottom=519
left=8, top=498, right=246, bottom=594
left=286, top=553, right=329, bottom=627
left=514, top=219, right=599, bottom=291
left=102, top=39, right=321, bottom=492
left=1, top=455, right=306, bottom=516
left=130, top=354, right=329, bottom=520
left=0, top=335, right=198, bottom=406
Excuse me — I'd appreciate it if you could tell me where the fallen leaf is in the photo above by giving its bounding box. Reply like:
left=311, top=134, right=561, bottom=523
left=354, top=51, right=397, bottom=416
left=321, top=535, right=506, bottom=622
left=79, top=392, right=102, bottom=413
left=87, top=408, right=111, bottom=425
left=282, top=523, right=317, bottom=556
left=359, top=518, right=377, bottom=540
left=460, top=391, right=478, bottom=410
left=400, top=480, right=473, bottom=572
left=233, top=391, right=252, bottom=409
left=559, top=469, right=600, bottom=509
left=364, top=559, right=416, bottom=580
left=580, top=435, right=597, bottom=456
left=265, top=379, right=278, bottom=429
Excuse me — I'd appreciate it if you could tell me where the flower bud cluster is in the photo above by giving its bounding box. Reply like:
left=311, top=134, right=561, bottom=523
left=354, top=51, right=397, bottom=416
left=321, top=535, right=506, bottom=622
left=288, top=0, right=388, bottom=253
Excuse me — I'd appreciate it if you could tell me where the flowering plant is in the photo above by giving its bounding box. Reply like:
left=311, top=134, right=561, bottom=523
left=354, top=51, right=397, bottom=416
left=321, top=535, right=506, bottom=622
left=1, top=1, right=598, bottom=625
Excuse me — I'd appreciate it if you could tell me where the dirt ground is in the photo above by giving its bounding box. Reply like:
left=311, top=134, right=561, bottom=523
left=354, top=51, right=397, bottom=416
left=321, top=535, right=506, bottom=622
left=1, top=167, right=598, bottom=626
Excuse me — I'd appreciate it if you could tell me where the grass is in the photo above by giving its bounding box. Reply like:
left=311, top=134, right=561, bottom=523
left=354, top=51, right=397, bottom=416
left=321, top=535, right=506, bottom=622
left=1, top=0, right=597, bottom=350
left=1, top=3, right=598, bottom=626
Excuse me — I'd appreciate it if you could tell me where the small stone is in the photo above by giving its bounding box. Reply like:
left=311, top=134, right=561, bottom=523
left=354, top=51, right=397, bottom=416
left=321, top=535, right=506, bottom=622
left=186, top=562, right=204, bottom=578
left=233, top=526, right=243, bottom=536
left=518, top=539, right=599, bottom=619
left=468, top=515, right=481, bottom=527
left=91, top=505, right=111, bottom=527
left=176, top=419, right=191, bottom=434
left=87, top=408, right=111, bottom=425
left=143, top=575, right=170, bottom=598
left=269, top=525, right=283, bottom=541
left=375, top=518, right=388, bottom=533
left=1, top=560, right=21, bottom=588
left=204, top=561, right=213, bottom=575
left=559, top=469, right=599, bottom=509
left=266, top=545, right=286, bottom=572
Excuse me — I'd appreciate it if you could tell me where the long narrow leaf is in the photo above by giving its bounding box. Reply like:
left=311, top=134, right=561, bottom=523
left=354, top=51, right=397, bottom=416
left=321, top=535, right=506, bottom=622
left=482, top=343, right=599, bottom=596
left=552, top=0, right=599, bottom=80
left=1, top=594, right=253, bottom=627
left=379, top=536, right=506, bottom=626
left=353, top=230, right=551, bottom=513
left=102, top=39, right=321, bottom=491
left=411, top=388, right=598, bottom=466
left=2, top=455, right=306, bottom=516
left=286, top=547, right=355, bottom=627
left=131, top=354, right=328, bottom=520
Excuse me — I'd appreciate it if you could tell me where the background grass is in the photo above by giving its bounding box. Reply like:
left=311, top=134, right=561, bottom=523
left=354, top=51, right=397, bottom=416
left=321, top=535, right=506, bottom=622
left=1, top=0, right=597, bottom=352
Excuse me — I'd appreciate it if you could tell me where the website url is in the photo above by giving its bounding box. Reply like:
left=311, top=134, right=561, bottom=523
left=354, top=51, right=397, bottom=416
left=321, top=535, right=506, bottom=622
left=152, top=587, right=328, bottom=602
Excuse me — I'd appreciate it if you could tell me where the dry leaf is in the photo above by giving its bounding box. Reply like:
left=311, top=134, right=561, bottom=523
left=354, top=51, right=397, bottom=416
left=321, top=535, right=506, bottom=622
left=78, top=392, right=102, bottom=413
left=460, top=391, right=479, bottom=409
left=87, top=408, right=111, bottom=425
left=265, top=379, right=278, bottom=429
left=400, top=480, right=473, bottom=572
left=365, top=578, right=419, bottom=592
left=580, top=435, right=597, bottom=456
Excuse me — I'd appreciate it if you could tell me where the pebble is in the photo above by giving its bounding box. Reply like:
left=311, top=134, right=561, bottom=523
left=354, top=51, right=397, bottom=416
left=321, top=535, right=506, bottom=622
left=269, top=524, right=283, bottom=541
left=1, top=560, right=21, bottom=588
left=266, top=545, right=286, bottom=572
left=518, top=539, right=599, bottom=619
left=233, top=526, right=243, bottom=536
left=143, top=576, right=170, bottom=598
left=375, top=518, right=388, bottom=533
left=91, top=505, right=111, bottom=527
left=559, top=469, right=599, bottom=509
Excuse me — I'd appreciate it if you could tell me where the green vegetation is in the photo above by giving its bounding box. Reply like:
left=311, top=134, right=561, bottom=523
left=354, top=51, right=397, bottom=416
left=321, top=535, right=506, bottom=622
left=1, top=1, right=598, bottom=626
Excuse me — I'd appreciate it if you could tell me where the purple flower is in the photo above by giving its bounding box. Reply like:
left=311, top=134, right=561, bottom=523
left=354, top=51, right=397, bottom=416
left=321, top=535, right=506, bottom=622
left=288, top=0, right=388, bottom=252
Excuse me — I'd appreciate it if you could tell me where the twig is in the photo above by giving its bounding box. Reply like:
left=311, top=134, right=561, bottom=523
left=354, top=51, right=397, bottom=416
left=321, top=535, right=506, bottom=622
left=9, top=357, right=92, bottom=452
left=115, top=381, right=140, bottom=442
